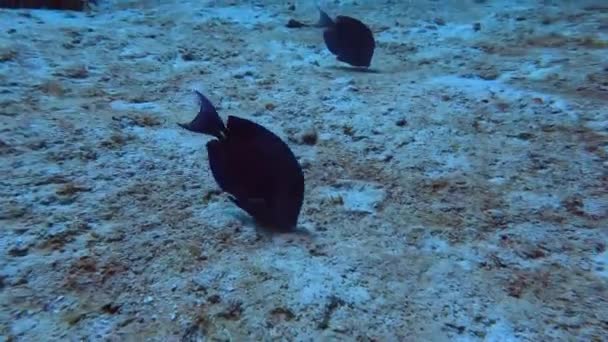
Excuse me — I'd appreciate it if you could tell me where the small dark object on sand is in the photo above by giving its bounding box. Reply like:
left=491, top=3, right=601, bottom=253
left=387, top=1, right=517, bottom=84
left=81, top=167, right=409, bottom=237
left=286, top=19, right=308, bottom=28
left=0, top=0, right=95, bottom=11
left=179, top=91, right=305, bottom=232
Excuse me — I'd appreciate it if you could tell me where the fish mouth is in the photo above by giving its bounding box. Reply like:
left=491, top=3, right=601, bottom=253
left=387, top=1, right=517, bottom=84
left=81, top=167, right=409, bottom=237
left=329, top=65, right=381, bottom=73
left=336, top=56, right=373, bottom=69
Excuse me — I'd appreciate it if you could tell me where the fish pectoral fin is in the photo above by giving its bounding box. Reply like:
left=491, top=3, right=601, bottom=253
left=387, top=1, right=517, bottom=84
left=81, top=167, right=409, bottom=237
left=248, top=198, right=266, bottom=205
left=228, top=195, right=264, bottom=205
left=229, top=196, right=269, bottom=218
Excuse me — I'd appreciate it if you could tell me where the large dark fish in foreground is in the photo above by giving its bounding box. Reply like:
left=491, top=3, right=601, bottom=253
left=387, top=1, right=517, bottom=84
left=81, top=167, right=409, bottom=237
left=179, top=91, right=305, bottom=232
left=317, top=8, right=375, bottom=68
left=0, top=0, right=96, bottom=11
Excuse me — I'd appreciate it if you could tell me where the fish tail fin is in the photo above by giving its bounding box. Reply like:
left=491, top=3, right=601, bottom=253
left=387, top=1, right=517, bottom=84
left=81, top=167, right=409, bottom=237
left=178, top=90, right=227, bottom=139
left=315, top=7, right=334, bottom=27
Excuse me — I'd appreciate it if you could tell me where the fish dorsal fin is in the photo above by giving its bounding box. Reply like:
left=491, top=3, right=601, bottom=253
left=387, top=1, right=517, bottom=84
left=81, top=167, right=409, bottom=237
left=315, top=7, right=334, bottom=27
left=178, top=91, right=227, bottom=139
left=225, top=115, right=263, bottom=140
left=226, top=116, right=297, bottom=166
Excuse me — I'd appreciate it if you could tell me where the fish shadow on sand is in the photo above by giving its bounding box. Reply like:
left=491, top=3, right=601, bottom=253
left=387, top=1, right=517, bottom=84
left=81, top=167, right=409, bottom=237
left=328, top=65, right=382, bottom=73
left=229, top=209, right=314, bottom=238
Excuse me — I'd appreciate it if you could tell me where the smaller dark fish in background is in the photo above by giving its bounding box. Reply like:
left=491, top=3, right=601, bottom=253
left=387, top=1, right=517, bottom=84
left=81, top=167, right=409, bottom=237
left=285, top=8, right=375, bottom=68
left=285, top=8, right=339, bottom=29
left=0, top=0, right=96, bottom=11
left=317, top=8, right=375, bottom=68
left=286, top=18, right=308, bottom=28
left=179, top=91, right=305, bottom=233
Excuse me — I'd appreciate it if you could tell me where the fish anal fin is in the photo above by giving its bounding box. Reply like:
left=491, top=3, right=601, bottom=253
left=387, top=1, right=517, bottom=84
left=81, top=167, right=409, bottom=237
left=323, top=29, right=341, bottom=56
left=207, top=140, right=233, bottom=193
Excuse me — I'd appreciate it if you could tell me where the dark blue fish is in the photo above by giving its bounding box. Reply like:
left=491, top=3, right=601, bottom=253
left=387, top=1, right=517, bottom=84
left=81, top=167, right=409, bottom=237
left=179, top=91, right=305, bottom=232
left=0, top=0, right=95, bottom=10
left=317, top=8, right=375, bottom=68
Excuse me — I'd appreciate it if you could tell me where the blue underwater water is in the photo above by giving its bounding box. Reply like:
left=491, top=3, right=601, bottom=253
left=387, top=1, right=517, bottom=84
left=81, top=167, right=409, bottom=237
left=0, top=0, right=607, bottom=341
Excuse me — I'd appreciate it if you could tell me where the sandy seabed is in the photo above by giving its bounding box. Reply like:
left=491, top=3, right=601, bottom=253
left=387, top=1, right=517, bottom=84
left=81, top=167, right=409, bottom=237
left=1, top=0, right=607, bottom=340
